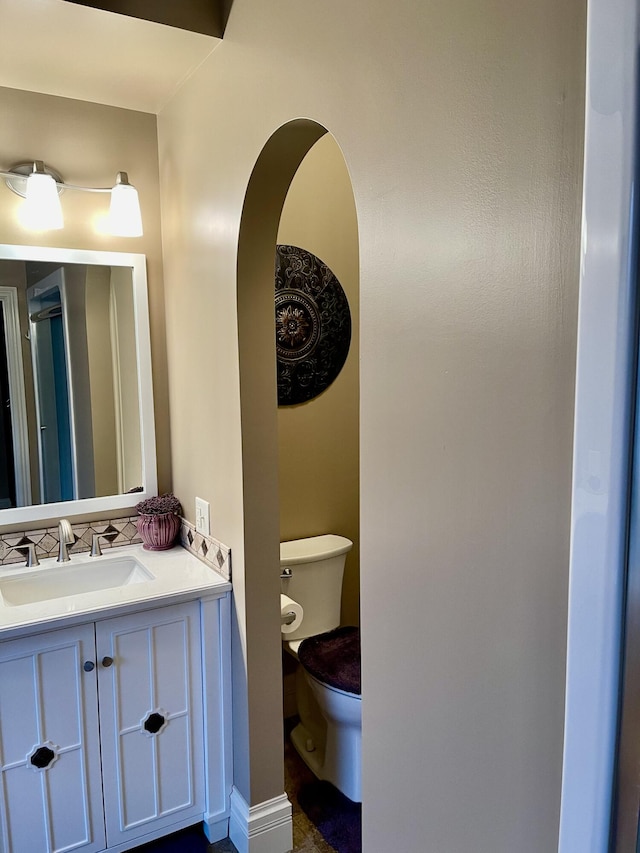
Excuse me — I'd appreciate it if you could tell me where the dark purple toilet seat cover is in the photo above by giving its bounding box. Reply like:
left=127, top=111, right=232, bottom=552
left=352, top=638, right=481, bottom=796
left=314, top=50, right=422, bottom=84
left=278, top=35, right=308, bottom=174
left=298, top=626, right=361, bottom=696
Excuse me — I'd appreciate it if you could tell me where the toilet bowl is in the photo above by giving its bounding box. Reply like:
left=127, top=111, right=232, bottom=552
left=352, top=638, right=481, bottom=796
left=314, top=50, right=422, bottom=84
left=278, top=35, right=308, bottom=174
left=298, top=626, right=361, bottom=802
left=280, top=535, right=361, bottom=802
left=304, top=676, right=361, bottom=803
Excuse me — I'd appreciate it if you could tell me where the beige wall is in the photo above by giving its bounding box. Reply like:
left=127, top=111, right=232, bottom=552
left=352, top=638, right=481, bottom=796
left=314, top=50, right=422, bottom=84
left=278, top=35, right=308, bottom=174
left=277, top=134, right=360, bottom=627
left=0, top=86, right=169, bottom=509
left=157, top=1, right=585, bottom=849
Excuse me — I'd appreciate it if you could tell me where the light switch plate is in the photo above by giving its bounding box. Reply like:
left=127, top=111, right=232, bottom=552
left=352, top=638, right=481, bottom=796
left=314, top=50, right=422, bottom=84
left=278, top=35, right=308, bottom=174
left=195, top=497, right=210, bottom=535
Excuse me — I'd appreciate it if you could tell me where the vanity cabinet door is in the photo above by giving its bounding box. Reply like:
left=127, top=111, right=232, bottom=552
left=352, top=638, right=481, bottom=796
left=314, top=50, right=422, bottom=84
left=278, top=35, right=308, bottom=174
left=0, top=624, right=105, bottom=853
left=96, top=602, right=205, bottom=849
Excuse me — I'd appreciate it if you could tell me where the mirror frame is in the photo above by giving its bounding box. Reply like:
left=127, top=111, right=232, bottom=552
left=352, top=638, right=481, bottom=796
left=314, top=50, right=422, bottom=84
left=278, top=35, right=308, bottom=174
left=0, top=244, right=157, bottom=526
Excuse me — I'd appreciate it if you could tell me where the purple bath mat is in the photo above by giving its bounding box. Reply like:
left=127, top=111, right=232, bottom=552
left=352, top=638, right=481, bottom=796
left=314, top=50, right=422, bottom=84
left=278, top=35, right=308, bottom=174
left=298, top=780, right=361, bottom=853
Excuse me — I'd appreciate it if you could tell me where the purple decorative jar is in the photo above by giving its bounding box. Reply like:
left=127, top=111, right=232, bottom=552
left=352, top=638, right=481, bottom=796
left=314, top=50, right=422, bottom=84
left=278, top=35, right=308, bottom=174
left=136, top=512, right=181, bottom=551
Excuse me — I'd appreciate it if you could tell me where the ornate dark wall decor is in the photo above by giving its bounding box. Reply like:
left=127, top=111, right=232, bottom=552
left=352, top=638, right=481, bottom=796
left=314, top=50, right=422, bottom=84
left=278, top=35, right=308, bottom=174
left=275, top=245, right=351, bottom=406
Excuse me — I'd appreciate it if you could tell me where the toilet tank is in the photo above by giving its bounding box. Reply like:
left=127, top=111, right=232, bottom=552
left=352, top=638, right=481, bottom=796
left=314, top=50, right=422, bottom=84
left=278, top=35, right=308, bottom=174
left=280, top=534, right=353, bottom=642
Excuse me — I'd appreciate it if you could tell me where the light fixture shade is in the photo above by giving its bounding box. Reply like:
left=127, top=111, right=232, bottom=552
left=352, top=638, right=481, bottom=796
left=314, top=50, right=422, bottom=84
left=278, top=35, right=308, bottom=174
left=108, top=172, right=143, bottom=237
left=24, top=162, right=63, bottom=230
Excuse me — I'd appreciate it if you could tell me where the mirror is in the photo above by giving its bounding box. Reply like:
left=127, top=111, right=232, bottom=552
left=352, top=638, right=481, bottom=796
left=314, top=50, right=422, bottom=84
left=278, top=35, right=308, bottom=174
left=0, top=244, right=157, bottom=526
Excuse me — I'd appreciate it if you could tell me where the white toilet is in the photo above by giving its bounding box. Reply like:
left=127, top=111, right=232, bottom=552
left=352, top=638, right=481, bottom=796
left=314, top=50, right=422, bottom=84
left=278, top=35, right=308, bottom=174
left=280, top=534, right=361, bottom=802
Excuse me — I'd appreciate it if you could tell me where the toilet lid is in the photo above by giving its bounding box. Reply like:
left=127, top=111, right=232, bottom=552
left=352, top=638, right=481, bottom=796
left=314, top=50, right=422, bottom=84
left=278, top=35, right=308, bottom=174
left=298, top=626, right=360, bottom=696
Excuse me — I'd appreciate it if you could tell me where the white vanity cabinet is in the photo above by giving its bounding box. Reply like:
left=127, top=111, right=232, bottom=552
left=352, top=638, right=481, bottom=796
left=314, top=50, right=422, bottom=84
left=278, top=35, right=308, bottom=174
left=0, top=594, right=231, bottom=853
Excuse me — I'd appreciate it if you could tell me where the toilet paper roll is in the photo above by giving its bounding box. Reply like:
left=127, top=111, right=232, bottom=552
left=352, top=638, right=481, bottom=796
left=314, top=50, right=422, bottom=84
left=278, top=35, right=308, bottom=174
left=280, top=594, right=304, bottom=634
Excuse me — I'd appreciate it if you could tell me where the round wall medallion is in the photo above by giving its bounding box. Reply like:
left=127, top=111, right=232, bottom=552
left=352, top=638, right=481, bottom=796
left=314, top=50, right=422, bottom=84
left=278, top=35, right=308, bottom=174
left=275, top=245, right=351, bottom=406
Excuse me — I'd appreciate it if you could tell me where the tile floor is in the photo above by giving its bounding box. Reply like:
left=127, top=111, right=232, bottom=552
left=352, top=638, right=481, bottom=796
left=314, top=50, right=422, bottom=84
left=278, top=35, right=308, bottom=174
left=208, top=838, right=237, bottom=852
left=208, top=727, right=337, bottom=853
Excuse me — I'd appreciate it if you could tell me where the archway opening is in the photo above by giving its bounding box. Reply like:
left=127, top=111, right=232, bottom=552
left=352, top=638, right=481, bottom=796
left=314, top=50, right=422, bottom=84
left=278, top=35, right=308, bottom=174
left=236, top=119, right=360, bottom=847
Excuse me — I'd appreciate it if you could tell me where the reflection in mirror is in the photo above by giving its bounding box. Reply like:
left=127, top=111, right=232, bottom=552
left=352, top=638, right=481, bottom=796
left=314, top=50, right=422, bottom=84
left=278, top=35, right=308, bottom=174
left=26, top=262, right=142, bottom=504
left=0, top=246, right=156, bottom=526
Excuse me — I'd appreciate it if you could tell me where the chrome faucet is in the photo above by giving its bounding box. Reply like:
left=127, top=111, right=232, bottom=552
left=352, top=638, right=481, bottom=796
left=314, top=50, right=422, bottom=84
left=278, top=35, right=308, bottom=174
left=57, top=519, right=74, bottom=563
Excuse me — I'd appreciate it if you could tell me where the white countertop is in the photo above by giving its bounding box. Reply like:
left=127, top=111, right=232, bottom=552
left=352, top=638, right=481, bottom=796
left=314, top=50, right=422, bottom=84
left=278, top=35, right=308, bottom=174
left=0, top=544, right=231, bottom=640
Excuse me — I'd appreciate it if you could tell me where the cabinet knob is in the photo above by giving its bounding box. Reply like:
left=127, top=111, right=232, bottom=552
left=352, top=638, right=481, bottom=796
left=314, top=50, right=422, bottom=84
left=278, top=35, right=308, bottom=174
left=83, top=661, right=95, bottom=672
left=101, top=656, right=114, bottom=668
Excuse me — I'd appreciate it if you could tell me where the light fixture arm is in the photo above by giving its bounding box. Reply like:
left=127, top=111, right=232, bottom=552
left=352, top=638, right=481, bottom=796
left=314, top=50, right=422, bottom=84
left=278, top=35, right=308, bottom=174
left=55, top=183, right=111, bottom=193
left=0, top=164, right=124, bottom=195
left=56, top=172, right=132, bottom=193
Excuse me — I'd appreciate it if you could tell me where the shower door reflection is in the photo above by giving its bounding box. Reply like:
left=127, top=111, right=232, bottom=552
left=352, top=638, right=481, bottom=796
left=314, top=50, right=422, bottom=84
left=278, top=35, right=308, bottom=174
left=29, top=272, right=74, bottom=502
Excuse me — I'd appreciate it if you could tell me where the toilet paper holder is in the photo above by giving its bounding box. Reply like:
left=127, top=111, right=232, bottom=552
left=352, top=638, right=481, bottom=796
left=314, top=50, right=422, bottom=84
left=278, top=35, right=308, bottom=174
left=280, top=591, right=303, bottom=634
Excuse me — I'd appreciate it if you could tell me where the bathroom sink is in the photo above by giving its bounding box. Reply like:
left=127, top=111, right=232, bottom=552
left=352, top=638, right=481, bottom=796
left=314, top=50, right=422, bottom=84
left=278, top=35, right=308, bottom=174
left=0, top=557, right=155, bottom=607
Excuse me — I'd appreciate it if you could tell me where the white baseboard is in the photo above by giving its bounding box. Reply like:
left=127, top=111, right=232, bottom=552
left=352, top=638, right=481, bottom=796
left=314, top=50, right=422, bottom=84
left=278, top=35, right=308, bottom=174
left=229, top=788, right=293, bottom=853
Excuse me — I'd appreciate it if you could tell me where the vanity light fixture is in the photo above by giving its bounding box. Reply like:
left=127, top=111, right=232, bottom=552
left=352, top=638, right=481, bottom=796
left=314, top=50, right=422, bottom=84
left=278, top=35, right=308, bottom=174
left=1, top=161, right=144, bottom=237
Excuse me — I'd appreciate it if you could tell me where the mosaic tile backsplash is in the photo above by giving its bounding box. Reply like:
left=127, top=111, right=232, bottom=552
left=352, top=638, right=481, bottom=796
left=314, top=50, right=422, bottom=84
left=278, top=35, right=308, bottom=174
left=0, top=516, right=231, bottom=581
left=179, top=519, right=231, bottom=581
left=0, top=515, right=142, bottom=565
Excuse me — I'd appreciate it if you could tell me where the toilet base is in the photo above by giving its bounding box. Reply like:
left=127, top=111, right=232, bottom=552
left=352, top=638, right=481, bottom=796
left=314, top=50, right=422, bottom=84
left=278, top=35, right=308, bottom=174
left=290, top=717, right=361, bottom=803
left=290, top=720, right=326, bottom=780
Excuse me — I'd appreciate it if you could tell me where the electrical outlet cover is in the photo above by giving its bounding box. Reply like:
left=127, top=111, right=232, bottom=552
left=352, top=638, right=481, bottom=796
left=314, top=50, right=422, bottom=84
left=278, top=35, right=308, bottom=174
left=195, top=497, right=210, bottom=536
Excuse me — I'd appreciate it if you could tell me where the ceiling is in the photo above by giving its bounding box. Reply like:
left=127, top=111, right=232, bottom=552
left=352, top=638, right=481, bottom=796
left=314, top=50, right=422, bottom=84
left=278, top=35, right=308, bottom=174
left=62, top=0, right=227, bottom=37
left=0, top=0, right=220, bottom=114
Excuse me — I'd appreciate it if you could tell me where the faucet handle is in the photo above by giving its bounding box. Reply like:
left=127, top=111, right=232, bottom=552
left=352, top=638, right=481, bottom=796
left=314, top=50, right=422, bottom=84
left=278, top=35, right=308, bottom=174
left=5, top=542, right=40, bottom=568
left=90, top=531, right=118, bottom=557
left=90, top=533, right=106, bottom=557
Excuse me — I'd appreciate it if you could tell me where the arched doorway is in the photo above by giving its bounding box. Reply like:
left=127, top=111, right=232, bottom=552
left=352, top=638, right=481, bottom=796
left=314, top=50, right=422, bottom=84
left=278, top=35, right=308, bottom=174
left=235, top=119, right=360, bottom=852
